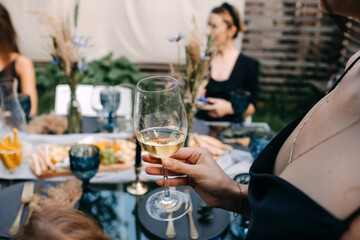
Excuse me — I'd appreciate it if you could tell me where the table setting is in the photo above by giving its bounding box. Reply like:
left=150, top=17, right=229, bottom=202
left=0, top=73, right=270, bottom=240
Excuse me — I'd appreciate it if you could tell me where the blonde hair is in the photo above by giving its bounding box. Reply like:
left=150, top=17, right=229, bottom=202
left=15, top=208, right=111, bottom=240
left=212, top=2, right=244, bottom=38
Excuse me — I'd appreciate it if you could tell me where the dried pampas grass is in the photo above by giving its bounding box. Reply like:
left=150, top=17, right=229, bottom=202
left=31, top=10, right=80, bottom=78
left=34, top=179, right=82, bottom=212
left=27, top=112, right=68, bottom=135
left=188, top=16, right=202, bottom=72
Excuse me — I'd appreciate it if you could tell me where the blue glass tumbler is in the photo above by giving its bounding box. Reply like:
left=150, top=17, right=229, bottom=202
left=230, top=90, right=250, bottom=130
left=69, top=144, right=100, bottom=203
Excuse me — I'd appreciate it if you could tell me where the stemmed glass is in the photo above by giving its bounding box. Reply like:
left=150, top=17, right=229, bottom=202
left=134, top=76, right=189, bottom=221
left=91, top=86, right=121, bottom=132
left=230, top=90, right=250, bottom=130
left=100, top=86, right=121, bottom=130
left=69, top=144, right=100, bottom=203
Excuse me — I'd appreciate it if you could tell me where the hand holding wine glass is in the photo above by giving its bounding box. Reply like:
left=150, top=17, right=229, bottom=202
left=134, top=76, right=189, bottom=221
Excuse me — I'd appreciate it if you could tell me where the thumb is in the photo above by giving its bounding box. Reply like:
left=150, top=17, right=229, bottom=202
left=162, top=158, right=195, bottom=176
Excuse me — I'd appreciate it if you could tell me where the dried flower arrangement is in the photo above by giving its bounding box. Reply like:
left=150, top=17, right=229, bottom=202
left=33, top=1, right=88, bottom=133
left=32, top=0, right=88, bottom=92
left=170, top=16, right=215, bottom=144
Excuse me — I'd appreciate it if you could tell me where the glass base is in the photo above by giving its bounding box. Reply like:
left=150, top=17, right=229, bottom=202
left=230, top=122, right=244, bottom=131
left=230, top=215, right=249, bottom=239
left=80, top=186, right=99, bottom=204
left=145, top=189, right=189, bottom=221
left=126, top=181, right=148, bottom=196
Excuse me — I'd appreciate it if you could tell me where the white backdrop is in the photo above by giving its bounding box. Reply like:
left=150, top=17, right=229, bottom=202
left=0, top=0, right=244, bottom=63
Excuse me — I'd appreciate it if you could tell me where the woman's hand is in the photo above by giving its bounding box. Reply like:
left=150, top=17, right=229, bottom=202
left=143, top=147, right=249, bottom=214
left=200, top=97, right=234, bottom=118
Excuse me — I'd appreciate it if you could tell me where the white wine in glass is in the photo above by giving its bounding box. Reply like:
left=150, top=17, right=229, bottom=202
left=134, top=76, right=189, bottom=221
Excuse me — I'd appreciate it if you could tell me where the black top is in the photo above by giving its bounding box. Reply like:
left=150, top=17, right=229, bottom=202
left=196, top=53, right=259, bottom=122
left=247, top=55, right=360, bottom=239
left=0, top=60, right=21, bottom=92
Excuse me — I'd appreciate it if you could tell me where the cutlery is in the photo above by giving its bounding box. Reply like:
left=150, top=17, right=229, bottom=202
left=184, top=188, right=199, bottom=239
left=166, top=212, right=176, bottom=238
left=8, top=182, right=34, bottom=236
left=25, top=186, right=43, bottom=225
left=165, top=187, right=177, bottom=238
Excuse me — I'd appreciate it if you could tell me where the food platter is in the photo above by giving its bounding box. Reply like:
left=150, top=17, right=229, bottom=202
left=29, top=137, right=136, bottom=178
left=0, top=132, right=140, bottom=180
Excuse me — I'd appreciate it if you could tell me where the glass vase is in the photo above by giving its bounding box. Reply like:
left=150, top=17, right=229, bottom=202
left=67, top=86, right=83, bottom=133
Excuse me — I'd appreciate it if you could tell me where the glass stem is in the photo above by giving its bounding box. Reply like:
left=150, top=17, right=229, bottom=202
left=82, top=179, right=90, bottom=192
left=162, top=159, right=170, bottom=201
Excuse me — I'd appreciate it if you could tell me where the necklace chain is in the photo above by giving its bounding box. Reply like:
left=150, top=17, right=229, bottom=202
left=288, top=93, right=360, bottom=163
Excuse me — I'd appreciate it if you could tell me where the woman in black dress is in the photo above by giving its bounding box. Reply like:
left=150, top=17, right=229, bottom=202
left=144, top=0, right=360, bottom=239
left=196, top=2, right=259, bottom=138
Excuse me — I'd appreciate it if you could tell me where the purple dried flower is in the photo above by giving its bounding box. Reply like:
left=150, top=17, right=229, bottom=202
left=200, top=50, right=210, bottom=60
left=78, top=62, right=88, bottom=71
left=73, top=36, right=89, bottom=47
left=51, top=59, right=59, bottom=65
left=72, top=35, right=81, bottom=45
left=81, top=38, right=89, bottom=47
left=168, top=33, right=185, bottom=42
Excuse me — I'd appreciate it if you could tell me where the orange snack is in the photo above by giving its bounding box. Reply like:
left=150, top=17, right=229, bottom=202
left=112, top=143, right=121, bottom=152
left=0, top=128, right=22, bottom=170
left=95, top=141, right=110, bottom=151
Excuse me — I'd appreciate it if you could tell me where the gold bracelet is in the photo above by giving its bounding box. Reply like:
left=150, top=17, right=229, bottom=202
left=233, top=181, right=242, bottom=218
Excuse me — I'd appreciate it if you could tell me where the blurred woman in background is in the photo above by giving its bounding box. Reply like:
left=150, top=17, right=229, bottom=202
left=0, top=3, right=37, bottom=116
left=196, top=2, right=259, bottom=137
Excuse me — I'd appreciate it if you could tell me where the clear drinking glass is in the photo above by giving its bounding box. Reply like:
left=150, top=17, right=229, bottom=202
left=134, top=76, right=189, bottom=221
left=0, top=77, right=27, bottom=134
left=0, top=78, right=26, bottom=173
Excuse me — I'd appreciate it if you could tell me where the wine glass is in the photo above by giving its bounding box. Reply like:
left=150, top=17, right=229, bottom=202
left=101, top=86, right=121, bottom=132
left=91, top=86, right=121, bottom=132
left=69, top=144, right=100, bottom=203
left=134, top=76, right=189, bottom=221
left=230, top=90, right=250, bottom=130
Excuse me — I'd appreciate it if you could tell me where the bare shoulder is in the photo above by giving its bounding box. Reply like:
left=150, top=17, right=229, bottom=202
left=15, top=55, right=34, bottom=68
left=14, top=55, right=35, bottom=77
left=345, top=50, right=360, bottom=70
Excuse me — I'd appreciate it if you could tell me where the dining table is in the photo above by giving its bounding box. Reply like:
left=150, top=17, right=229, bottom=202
left=0, top=116, right=269, bottom=240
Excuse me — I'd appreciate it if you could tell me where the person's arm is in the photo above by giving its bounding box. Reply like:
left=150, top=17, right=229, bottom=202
left=15, top=55, right=38, bottom=116
left=200, top=97, right=255, bottom=119
left=201, top=97, right=233, bottom=118
left=144, top=147, right=251, bottom=216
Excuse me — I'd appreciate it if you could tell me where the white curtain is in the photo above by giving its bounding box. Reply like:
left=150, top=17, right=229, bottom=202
left=1, top=0, right=244, bottom=63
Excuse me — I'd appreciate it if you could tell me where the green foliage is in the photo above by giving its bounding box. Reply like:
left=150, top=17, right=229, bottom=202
left=35, top=53, right=143, bottom=114
left=253, top=85, right=323, bottom=133
left=81, top=53, right=143, bottom=86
